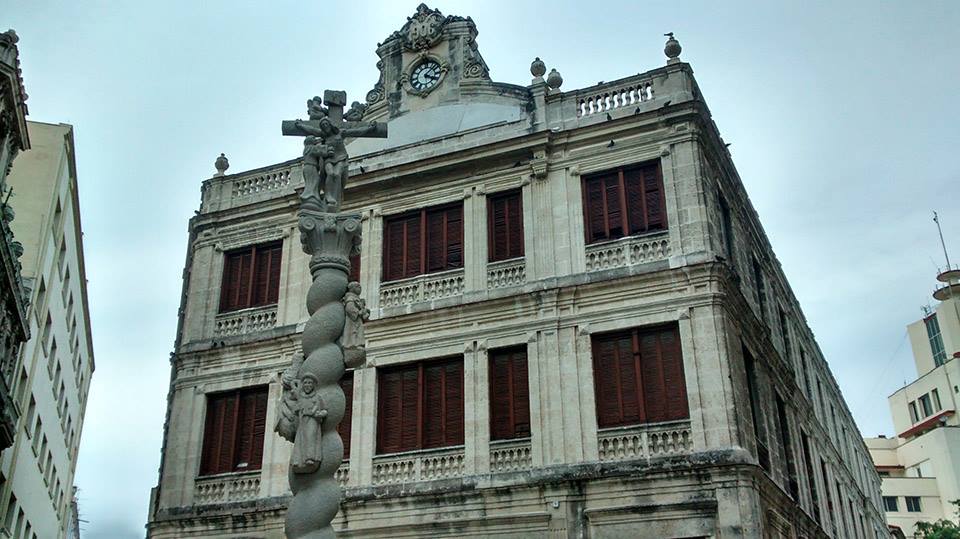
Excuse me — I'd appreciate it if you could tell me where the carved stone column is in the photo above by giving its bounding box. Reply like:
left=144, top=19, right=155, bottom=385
left=284, top=211, right=360, bottom=539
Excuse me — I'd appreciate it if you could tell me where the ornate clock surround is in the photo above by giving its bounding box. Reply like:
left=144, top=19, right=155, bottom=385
left=401, top=52, right=450, bottom=98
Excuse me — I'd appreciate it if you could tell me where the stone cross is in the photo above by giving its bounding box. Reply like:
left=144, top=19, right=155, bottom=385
left=277, top=90, right=385, bottom=539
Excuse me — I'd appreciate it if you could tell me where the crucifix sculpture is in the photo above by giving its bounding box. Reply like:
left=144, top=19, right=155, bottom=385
left=277, top=90, right=386, bottom=539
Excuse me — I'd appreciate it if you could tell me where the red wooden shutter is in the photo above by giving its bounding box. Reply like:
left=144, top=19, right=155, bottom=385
left=507, top=193, right=524, bottom=259
left=216, top=393, right=239, bottom=474
left=200, top=395, right=228, bottom=475
left=265, top=244, right=282, bottom=305
left=443, top=359, right=464, bottom=445
left=584, top=176, right=607, bottom=243
left=489, top=195, right=508, bottom=262
left=422, top=362, right=445, bottom=448
left=617, top=334, right=641, bottom=423
left=384, top=218, right=405, bottom=282
left=340, top=372, right=354, bottom=458
left=444, top=206, right=463, bottom=270
left=377, top=368, right=402, bottom=453
left=404, top=215, right=422, bottom=279
left=426, top=210, right=446, bottom=273
left=234, top=387, right=268, bottom=471
left=220, top=251, right=248, bottom=312
left=593, top=334, right=622, bottom=428
left=603, top=174, right=624, bottom=238
left=400, top=367, right=420, bottom=451
left=640, top=330, right=667, bottom=423
left=642, top=164, right=664, bottom=231
left=624, top=167, right=646, bottom=235
left=489, top=347, right=529, bottom=439
left=659, top=326, right=688, bottom=420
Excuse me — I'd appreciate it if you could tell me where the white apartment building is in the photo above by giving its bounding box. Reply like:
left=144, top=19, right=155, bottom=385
left=148, top=5, right=886, bottom=537
left=867, top=268, right=960, bottom=537
left=0, top=122, right=94, bottom=539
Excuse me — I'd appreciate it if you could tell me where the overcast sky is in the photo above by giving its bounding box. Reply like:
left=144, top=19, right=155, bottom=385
left=6, top=1, right=960, bottom=537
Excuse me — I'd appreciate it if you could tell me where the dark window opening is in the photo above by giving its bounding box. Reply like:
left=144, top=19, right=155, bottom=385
left=582, top=161, right=666, bottom=244
left=488, top=189, right=525, bottom=262
left=200, top=386, right=268, bottom=476
left=489, top=346, right=531, bottom=440
left=383, top=203, right=463, bottom=282
left=376, top=358, right=464, bottom=454
left=219, top=241, right=282, bottom=313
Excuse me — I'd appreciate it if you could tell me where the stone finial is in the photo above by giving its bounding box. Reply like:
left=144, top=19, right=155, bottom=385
left=664, top=32, right=682, bottom=64
left=530, top=57, right=546, bottom=78
left=1, top=30, right=19, bottom=45
left=214, top=153, right=229, bottom=176
left=546, top=68, right=563, bottom=90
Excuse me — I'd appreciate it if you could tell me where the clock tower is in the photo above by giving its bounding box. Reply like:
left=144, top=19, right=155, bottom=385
left=362, top=4, right=495, bottom=120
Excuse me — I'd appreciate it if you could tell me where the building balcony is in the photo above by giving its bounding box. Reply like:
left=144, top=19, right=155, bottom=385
left=193, top=470, right=261, bottom=506
left=584, top=232, right=670, bottom=273
left=213, top=304, right=278, bottom=338
left=486, top=258, right=526, bottom=290
left=371, top=446, right=465, bottom=486
left=489, top=437, right=533, bottom=474
left=597, top=420, right=693, bottom=463
left=379, top=268, right=465, bottom=309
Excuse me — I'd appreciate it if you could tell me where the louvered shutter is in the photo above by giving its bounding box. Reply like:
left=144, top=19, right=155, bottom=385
left=617, top=334, right=641, bottom=423
left=236, top=252, right=254, bottom=310
left=593, top=335, right=622, bottom=428
left=422, top=362, right=445, bottom=448
left=660, top=327, right=689, bottom=420
left=584, top=176, right=607, bottom=243
left=376, top=368, right=402, bottom=453
left=219, top=252, right=244, bottom=312
left=624, top=167, right=646, bottom=235
left=489, top=196, right=508, bottom=262
left=444, top=359, right=464, bottom=445
left=249, top=388, right=268, bottom=470
left=265, top=244, right=282, bottom=305
left=404, top=216, right=422, bottom=279
left=252, top=246, right=271, bottom=306
left=384, top=218, right=405, bottom=282
left=603, top=175, right=624, bottom=238
left=489, top=353, right=512, bottom=440
left=642, top=164, right=664, bottom=230
left=444, top=206, right=463, bottom=270
left=507, top=193, right=524, bottom=259
left=200, top=395, right=227, bottom=475
left=234, top=391, right=256, bottom=469
left=640, top=331, right=667, bottom=423
left=426, top=210, right=446, bottom=273
left=340, top=372, right=354, bottom=457
left=216, top=393, right=239, bottom=474
left=400, top=367, right=420, bottom=451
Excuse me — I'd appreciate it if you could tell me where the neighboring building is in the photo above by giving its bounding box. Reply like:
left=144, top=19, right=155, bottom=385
left=148, top=6, right=886, bottom=537
left=0, top=28, right=32, bottom=453
left=0, top=121, right=94, bottom=539
left=866, top=268, right=960, bottom=537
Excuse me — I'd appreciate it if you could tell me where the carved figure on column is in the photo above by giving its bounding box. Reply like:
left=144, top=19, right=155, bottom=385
left=279, top=90, right=386, bottom=539
left=341, top=281, right=369, bottom=368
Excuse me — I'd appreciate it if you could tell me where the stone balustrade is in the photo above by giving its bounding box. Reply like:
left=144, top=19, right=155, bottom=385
left=335, top=462, right=349, bottom=488
left=194, top=471, right=261, bottom=505
left=574, top=76, right=655, bottom=118
left=584, top=232, right=670, bottom=272
left=213, top=305, right=278, bottom=338
left=486, top=258, right=526, bottom=290
left=230, top=166, right=294, bottom=199
left=371, top=446, right=465, bottom=486
left=379, top=269, right=465, bottom=308
left=489, top=438, right=533, bottom=473
left=597, top=420, right=693, bottom=463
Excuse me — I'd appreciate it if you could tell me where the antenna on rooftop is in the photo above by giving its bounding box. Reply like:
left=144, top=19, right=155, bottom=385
left=933, top=211, right=952, bottom=270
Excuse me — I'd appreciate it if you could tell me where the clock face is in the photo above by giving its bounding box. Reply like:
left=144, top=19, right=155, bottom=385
left=411, top=60, right=442, bottom=91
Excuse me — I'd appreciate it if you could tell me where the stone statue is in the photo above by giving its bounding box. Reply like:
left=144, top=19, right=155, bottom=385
left=341, top=282, right=369, bottom=368
left=290, top=373, right=328, bottom=474
left=279, top=90, right=386, bottom=539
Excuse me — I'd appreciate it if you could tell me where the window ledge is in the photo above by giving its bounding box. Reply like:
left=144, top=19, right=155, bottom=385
left=597, top=419, right=692, bottom=462
left=379, top=268, right=465, bottom=309
left=194, top=469, right=261, bottom=505
left=490, top=437, right=532, bottom=474
left=372, top=445, right=465, bottom=486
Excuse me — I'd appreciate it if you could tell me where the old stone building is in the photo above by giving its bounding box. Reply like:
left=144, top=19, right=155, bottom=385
left=148, top=6, right=886, bottom=538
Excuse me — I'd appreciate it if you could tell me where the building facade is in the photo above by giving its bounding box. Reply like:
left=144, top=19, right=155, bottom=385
left=0, top=29, right=32, bottom=454
left=0, top=121, right=95, bottom=539
left=866, top=268, right=960, bottom=537
left=148, top=6, right=886, bottom=538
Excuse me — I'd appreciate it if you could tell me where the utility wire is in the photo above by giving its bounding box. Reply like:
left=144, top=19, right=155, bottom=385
left=859, top=330, right=909, bottom=415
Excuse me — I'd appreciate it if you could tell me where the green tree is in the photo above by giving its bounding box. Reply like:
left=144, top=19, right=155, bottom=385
left=915, top=500, right=960, bottom=538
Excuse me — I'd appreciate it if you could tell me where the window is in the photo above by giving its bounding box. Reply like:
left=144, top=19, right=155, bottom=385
left=882, top=496, right=898, bottom=512
left=592, top=324, right=688, bottom=428
left=905, top=496, right=921, bottom=512
left=919, top=394, right=933, bottom=418
left=58, top=240, right=66, bottom=275
left=778, top=307, right=792, bottom=358
left=925, top=314, right=947, bottom=367
left=348, top=252, right=360, bottom=283
left=218, top=241, right=282, bottom=313
left=42, top=314, right=53, bottom=354
left=744, top=347, right=769, bottom=470
left=24, top=396, right=35, bottom=435
left=751, top=256, right=767, bottom=320
left=4, top=494, right=16, bottom=531
left=199, top=386, right=268, bottom=475
left=775, top=394, right=799, bottom=499
left=489, top=347, right=530, bottom=440
left=376, top=358, right=464, bottom=454
left=47, top=338, right=57, bottom=375
left=582, top=161, right=665, bottom=244
left=932, top=388, right=942, bottom=412
left=339, top=372, right=353, bottom=458
left=719, top=192, right=735, bottom=260
left=61, top=267, right=70, bottom=304
left=909, top=401, right=919, bottom=423
left=801, top=432, right=821, bottom=523
left=487, top=189, right=524, bottom=262
left=799, top=349, right=811, bottom=397
left=383, top=203, right=463, bottom=281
